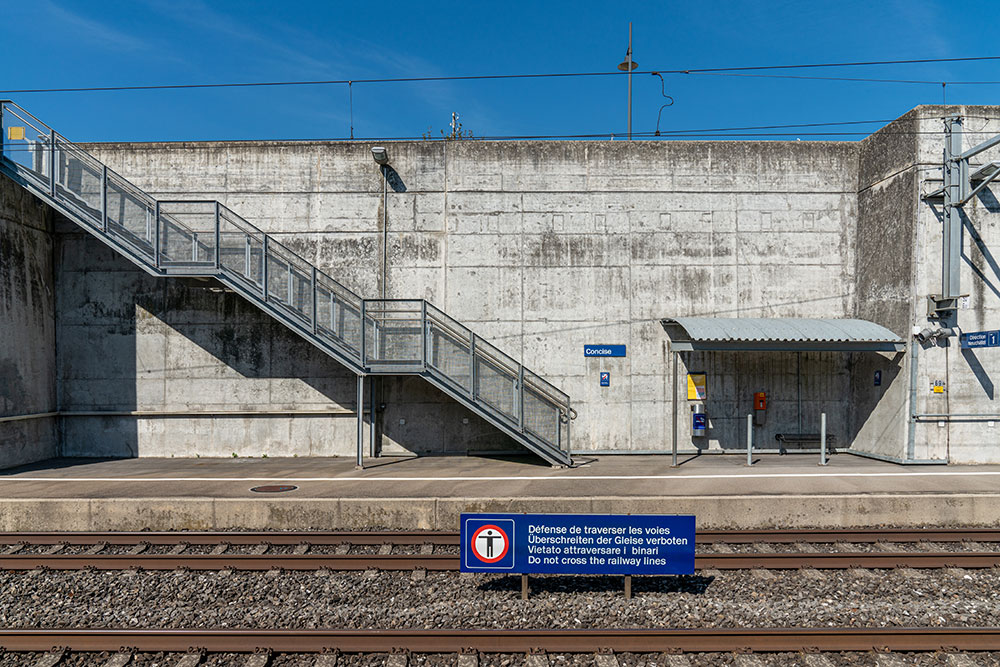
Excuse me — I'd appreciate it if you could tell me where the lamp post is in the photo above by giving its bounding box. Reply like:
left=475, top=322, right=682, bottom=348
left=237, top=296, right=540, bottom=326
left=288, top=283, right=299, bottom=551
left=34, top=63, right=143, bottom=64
left=371, top=147, right=389, bottom=301
left=617, top=23, right=638, bottom=141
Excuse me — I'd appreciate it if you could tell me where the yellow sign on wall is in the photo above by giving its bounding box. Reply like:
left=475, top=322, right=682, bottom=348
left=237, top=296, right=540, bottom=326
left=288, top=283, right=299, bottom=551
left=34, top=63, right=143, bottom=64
left=687, top=373, right=707, bottom=401
left=7, top=126, right=25, bottom=141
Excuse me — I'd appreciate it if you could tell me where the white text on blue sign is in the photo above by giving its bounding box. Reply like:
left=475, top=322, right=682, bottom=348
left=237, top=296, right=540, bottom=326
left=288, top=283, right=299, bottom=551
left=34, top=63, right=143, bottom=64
left=460, top=513, right=695, bottom=575
left=583, top=345, right=626, bottom=357
left=961, top=330, right=1000, bottom=349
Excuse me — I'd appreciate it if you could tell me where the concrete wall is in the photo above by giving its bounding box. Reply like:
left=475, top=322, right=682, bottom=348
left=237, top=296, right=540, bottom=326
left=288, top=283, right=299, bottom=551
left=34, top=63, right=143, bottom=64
left=910, top=106, right=1000, bottom=463
left=0, top=172, right=57, bottom=466
left=76, top=139, right=862, bottom=456
left=848, top=110, right=920, bottom=461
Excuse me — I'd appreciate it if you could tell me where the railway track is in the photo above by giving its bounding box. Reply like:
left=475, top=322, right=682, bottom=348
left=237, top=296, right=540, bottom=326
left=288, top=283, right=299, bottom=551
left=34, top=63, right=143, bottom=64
left=1, top=527, right=998, bottom=546
left=1, top=627, right=1000, bottom=653
left=1, top=528, right=999, bottom=571
left=2, top=551, right=999, bottom=570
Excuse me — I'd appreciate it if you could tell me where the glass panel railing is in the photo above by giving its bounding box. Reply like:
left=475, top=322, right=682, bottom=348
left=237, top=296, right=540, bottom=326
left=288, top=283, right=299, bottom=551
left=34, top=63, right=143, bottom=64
left=315, top=270, right=363, bottom=357
left=1, top=103, right=52, bottom=192
left=105, top=170, right=155, bottom=260
left=523, top=368, right=567, bottom=451
left=425, top=303, right=473, bottom=393
left=218, top=207, right=264, bottom=289
left=265, top=238, right=313, bottom=323
left=363, top=300, right=423, bottom=366
left=473, top=336, right=521, bottom=425
left=53, top=137, right=103, bottom=228
left=157, top=201, right=217, bottom=267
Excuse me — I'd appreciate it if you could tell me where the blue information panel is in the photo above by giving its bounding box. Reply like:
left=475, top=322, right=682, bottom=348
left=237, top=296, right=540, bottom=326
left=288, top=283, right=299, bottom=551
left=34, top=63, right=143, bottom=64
left=961, top=330, right=1000, bottom=349
left=461, top=513, right=695, bottom=575
left=600, top=372, right=611, bottom=387
left=584, top=345, right=627, bottom=357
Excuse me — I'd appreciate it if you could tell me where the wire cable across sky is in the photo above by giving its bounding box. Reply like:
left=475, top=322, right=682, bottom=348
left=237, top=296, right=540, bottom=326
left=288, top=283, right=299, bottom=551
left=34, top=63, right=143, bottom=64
left=2, top=55, right=1000, bottom=95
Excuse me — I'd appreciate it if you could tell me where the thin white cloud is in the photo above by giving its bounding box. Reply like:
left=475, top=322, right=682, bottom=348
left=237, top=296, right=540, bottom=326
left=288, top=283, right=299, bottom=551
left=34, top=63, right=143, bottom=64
left=40, top=0, right=149, bottom=52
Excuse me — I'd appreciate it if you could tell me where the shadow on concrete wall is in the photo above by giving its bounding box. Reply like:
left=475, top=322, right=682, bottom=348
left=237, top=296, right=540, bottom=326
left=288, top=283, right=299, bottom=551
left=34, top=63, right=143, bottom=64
left=59, top=224, right=525, bottom=459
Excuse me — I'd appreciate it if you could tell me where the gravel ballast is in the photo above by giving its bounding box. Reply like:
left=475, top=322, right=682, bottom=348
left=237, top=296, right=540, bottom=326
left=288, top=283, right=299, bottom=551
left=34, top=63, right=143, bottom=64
left=0, top=568, right=998, bottom=630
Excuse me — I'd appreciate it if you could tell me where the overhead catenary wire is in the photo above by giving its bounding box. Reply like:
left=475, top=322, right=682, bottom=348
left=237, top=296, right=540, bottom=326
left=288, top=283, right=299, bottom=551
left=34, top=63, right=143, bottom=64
left=3, top=55, right=1000, bottom=95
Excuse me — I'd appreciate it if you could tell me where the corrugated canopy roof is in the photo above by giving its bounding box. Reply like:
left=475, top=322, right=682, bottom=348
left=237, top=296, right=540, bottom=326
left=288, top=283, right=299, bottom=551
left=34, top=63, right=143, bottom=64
left=660, top=317, right=905, bottom=352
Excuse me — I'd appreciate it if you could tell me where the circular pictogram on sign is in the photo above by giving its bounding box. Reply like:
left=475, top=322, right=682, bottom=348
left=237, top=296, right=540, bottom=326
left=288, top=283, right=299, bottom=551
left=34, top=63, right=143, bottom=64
left=470, top=524, right=510, bottom=563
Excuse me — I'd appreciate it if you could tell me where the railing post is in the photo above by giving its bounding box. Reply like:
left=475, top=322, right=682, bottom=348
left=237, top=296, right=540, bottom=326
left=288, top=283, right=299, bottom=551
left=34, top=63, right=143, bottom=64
left=191, top=232, right=198, bottom=263
left=214, top=202, right=221, bottom=271
left=470, top=333, right=478, bottom=400
left=556, top=409, right=562, bottom=456
left=154, top=201, right=161, bottom=269
left=746, top=414, right=753, bottom=466
left=360, top=300, right=367, bottom=369
left=287, top=262, right=293, bottom=306
left=565, top=403, right=571, bottom=458
left=518, top=365, right=525, bottom=432
left=356, top=374, right=364, bottom=470
left=48, top=130, right=56, bottom=196
left=421, top=300, right=428, bottom=371
left=100, top=165, right=108, bottom=233
left=261, top=235, right=269, bottom=301
left=330, top=292, right=336, bottom=335
left=311, top=267, right=318, bottom=335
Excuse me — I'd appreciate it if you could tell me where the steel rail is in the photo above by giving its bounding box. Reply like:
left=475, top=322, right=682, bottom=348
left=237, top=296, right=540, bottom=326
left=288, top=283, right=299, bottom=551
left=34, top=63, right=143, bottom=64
left=1, top=528, right=999, bottom=546
left=2, top=551, right=1000, bottom=571
left=0, top=531, right=457, bottom=546
left=1, top=627, right=1000, bottom=653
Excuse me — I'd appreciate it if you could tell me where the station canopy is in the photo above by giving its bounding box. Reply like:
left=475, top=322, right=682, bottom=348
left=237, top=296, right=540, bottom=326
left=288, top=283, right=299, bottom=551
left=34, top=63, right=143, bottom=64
left=660, top=317, right=905, bottom=353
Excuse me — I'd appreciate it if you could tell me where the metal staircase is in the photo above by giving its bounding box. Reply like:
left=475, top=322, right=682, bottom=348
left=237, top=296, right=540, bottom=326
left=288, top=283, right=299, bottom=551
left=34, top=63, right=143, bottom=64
left=0, top=101, right=574, bottom=467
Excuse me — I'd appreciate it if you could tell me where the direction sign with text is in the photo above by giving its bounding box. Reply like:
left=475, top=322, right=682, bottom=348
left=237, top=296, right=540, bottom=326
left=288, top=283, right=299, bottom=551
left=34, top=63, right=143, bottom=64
left=961, top=330, right=1000, bottom=349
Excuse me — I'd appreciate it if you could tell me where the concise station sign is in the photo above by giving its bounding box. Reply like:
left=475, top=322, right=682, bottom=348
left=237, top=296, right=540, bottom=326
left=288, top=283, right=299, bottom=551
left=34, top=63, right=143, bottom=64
left=460, top=513, right=696, bottom=577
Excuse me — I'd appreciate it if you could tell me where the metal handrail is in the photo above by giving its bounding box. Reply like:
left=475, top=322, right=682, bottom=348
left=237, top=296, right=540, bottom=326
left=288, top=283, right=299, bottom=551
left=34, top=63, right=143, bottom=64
left=0, top=100, right=573, bottom=462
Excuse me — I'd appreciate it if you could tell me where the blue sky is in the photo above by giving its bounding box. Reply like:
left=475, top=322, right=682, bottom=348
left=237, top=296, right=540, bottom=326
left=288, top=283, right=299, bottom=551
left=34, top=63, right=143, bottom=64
left=2, top=0, right=999, bottom=142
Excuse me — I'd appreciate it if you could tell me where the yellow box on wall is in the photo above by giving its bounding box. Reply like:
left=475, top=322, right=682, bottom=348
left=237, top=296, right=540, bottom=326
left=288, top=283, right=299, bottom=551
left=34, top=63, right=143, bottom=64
left=687, top=373, right=707, bottom=401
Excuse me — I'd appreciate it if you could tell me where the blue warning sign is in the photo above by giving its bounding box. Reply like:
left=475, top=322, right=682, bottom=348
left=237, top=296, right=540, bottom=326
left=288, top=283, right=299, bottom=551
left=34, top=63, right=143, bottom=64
left=460, top=513, right=695, bottom=575
left=600, top=371, right=610, bottom=386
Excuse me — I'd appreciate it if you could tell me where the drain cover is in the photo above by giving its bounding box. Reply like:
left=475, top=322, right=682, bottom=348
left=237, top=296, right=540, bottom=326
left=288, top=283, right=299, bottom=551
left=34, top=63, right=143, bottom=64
left=250, top=485, right=298, bottom=493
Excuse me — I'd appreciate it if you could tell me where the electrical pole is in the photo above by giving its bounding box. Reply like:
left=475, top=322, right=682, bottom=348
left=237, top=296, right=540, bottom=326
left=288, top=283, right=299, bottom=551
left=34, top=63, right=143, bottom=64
left=617, top=23, right=638, bottom=141
left=627, top=23, right=633, bottom=141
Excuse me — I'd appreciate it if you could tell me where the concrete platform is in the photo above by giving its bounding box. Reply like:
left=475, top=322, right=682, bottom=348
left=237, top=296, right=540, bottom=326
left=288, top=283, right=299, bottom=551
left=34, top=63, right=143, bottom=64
left=2, top=453, right=1000, bottom=531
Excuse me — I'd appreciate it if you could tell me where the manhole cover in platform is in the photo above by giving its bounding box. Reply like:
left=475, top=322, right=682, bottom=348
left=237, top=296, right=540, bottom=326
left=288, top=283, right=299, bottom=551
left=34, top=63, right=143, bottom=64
left=250, top=485, right=298, bottom=493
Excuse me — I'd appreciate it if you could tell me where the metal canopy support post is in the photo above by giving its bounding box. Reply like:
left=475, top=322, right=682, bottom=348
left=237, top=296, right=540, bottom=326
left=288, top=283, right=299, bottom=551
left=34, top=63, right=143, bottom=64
left=671, top=349, right=678, bottom=467
left=356, top=374, right=364, bottom=469
left=819, top=412, right=828, bottom=466
left=746, top=414, right=753, bottom=466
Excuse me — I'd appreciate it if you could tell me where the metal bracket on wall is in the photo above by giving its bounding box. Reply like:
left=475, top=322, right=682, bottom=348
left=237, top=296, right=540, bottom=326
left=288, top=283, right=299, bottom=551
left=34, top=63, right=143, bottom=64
left=926, top=294, right=967, bottom=320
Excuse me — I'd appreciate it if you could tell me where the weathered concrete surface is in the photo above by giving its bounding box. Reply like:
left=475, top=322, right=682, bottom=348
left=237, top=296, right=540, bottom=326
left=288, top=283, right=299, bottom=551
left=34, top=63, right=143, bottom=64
left=909, top=106, right=1000, bottom=463
left=0, top=172, right=56, bottom=467
left=0, top=103, right=983, bottom=462
left=1, top=455, right=1000, bottom=530
left=849, top=109, right=920, bottom=461
left=79, top=138, right=861, bottom=456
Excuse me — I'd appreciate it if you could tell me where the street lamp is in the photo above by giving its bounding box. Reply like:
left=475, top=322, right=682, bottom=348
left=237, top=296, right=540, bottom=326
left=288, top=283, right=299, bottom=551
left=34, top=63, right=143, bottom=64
left=370, top=146, right=389, bottom=165
left=617, top=22, right=637, bottom=141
